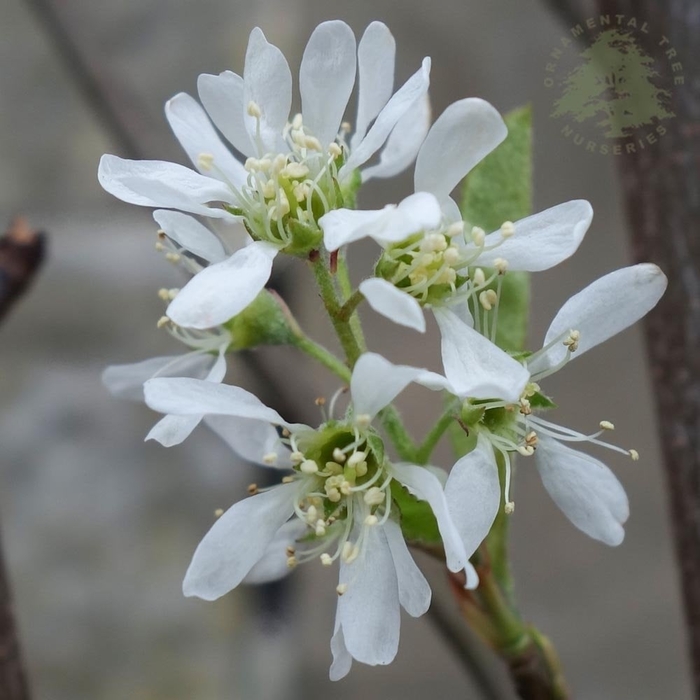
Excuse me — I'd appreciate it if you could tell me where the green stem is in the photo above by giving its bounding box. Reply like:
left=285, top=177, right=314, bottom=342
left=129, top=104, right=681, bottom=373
left=415, top=403, right=459, bottom=465
left=336, top=254, right=367, bottom=351
left=337, top=289, right=365, bottom=322
left=378, top=405, right=416, bottom=462
left=293, top=334, right=351, bottom=382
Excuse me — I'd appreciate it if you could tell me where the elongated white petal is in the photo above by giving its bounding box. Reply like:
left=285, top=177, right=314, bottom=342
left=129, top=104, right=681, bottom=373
left=352, top=22, right=395, bottom=148
left=243, top=519, right=306, bottom=584
left=183, top=483, right=298, bottom=599
left=445, top=435, right=501, bottom=557
left=204, top=415, right=293, bottom=469
left=337, top=524, right=400, bottom=666
left=535, top=436, right=629, bottom=546
left=475, top=200, right=592, bottom=271
left=165, top=93, right=246, bottom=187
left=529, top=263, right=668, bottom=375
left=359, top=279, right=426, bottom=332
left=391, top=462, right=471, bottom=578
left=414, top=98, right=507, bottom=201
left=147, top=413, right=202, bottom=447
left=434, top=308, right=530, bottom=401
left=98, top=155, right=235, bottom=218
left=361, top=92, right=431, bottom=182
left=198, top=71, right=255, bottom=157
left=383, top=519, right=431, bottom=617
left=243, top=28, right=292, bottom=154
left=144, top=378, right=289, bottom=426
left=153, top=210, right=227, bottom=263
left=329, top=619, right=353, bottom=681
left=102, top=354, right=214, bottom=401
left=342, top=58, right=430, bottom=176
left=350, top=352, right=426, bottom=419
left=300, top=21, right=357, bottom=146
left=166, top=242, right=277, bottom=329
left=320, top=192, right=442, bottom=251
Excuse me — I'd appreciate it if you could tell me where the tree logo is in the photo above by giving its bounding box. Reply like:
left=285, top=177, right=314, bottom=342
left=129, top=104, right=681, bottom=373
left=544, top=16, right=684, bottom=155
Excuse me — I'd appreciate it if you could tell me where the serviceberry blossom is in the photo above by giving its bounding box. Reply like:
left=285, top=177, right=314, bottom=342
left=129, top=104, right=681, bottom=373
left=142, top=352, right=476, bottom=678
left=98, top=21, right=431, bottom=330
left=319, top=98, right=593, bottom=338
left=434, top=264, right=667, bottom=546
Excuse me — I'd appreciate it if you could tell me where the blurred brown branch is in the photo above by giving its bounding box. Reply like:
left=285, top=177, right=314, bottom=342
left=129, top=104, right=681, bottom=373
left=548, top=0, right=700, bottom=696
left=0, top=216, right=44, bottom=699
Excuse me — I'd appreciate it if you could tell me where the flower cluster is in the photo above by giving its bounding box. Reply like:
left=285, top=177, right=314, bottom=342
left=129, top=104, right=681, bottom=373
left=101, top=20, right=667, bottom=679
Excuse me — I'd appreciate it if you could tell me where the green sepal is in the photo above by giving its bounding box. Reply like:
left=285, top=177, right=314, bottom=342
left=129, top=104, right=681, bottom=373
left=225, top=290, right=298, bottom=350
left=365, top=431, right=385, bottom=467
left=391, top=479, right=441, bottom=544
left=339, top=169, right=362, bottom=210
left=529, top=391, right=557, bottom=410
left=283, top=220, right=324, bottom=256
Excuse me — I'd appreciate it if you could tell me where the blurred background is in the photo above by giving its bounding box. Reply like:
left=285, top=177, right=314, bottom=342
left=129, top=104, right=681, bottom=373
left=0, top=0, right=691, bottom=698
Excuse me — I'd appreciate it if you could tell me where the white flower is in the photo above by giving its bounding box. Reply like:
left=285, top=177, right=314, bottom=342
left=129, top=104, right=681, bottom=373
left=431, top=264, right=667, bottom=546
left=143, top=352, right=475, bottom=677
left=98, top=21, right=432, bottom=329
left=319, top=98, right=593, bottom=334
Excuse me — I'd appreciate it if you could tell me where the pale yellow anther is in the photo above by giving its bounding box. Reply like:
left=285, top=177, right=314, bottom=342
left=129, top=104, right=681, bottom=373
left=327, top=489, right=341, bottom=503
left=247, top=100, right=262, bottom=118
left=165, top=252, right=181, bottom=263
left=347, top=451, right=367, bottom=468
left=325, top=461, right=344, bottom=475
left=523, top=382, right=541, bottom=398
left=315, top=519, right=326, bottom=537
left=419, top=252, right=435, bottom=266
left=355, top=413, right=372, bottom=429
left=564, top=329, right=580, bottom=352
left=262, top=180, right=276, bottom=199
left=262, top=452, right=278, bottom=466
left=364, top=514, right=379, bottom=526
left=244, top=157, right=260, bottom=172
left=355, top=461, right=368, bottom=477
left=443, top=246, right=461, bottom=266
left=292, top=113, right=303, bottom=129
left=332, top=448, right=347, bottom=464
left=154, top=242, right=165, bottom=252
left=364, top=487, right=385, bottom=506
left=290, top=451, right=304, bottom=464
left=281, top=475, right=296, bottom=484
left=479, top=289, right=498, bottom=311
left=305, top=505, right=318, bottom=524
left=336, top=583, right=348, bottom=595
left=286, top=555, right=298, bottom=569
left=493, top=257, right=509, bottom=274
left=600, top=421, right=615, bottom=431
left=517, top=445, right=535, bottom=456
left=214, top=508, right=224, bottom=518
left=341, top=542, right=354, bottom=562
left=321, top=553, right=333, bottom=567
left=519, top=398, right=532, bottom=416
left=629, top=449, right=640, bottom=461
left=505, top=501, right=515, bottom=514
left=247, top=483, right=259, bottom=495
left=437, top=268, right=457, bottom=285
left=525, top=431, right=538, bottom=447
left=446, top=221, right=464, bottom=238
left=430, top=233, right=448, bottom=252
left=343, top=544, right=360, bottom=564
left=328, top=143, right=343, bottom=158
left=304, top=135, right=323, bottom=151
left=500, top=221, right=515, bottom=238
left=156, top=316, right=170, bottom=329
left=198, top=152, right=215, bottom=171
left=340, top=121, right=352, bottom=132
left=292, top=183, right=308, bottom=202
left=284, top=162, right=309, bottom=180
left=471, top=226, right=486, bottom=247
left=157, top=288, right=170, bottom=301
left=339, top=480, right=352, bottom=496
left=473, top=268, right=486, bottom=286
left=300, top=459, right=319, bottom=475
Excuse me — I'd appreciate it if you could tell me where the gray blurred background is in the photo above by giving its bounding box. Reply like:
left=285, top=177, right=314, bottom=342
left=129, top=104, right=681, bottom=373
left=0, top=0, right=691, bottom=698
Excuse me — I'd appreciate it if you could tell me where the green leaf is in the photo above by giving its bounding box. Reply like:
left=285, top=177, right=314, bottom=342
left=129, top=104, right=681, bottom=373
left=461, top=104, right=533, bottom=354
left=391, top=480, right=441, bottom=544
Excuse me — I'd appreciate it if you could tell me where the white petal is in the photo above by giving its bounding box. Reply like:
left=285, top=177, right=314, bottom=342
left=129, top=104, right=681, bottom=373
left=434, top=308, right=530, bottom=401
left=383, top=519, right=431, bottom=617
left=475, top=200, right=592, bottom=271
left=98, top=155, right=235, bottom=218
left=144, top=377, right=289, bottom=427
left=243, top=28, right=292, bottom=154
left=102, top=354, right=213, bottom=401
left=165, top=92, right=246, bottom=187
left=198, top=71, right=255, bottom=157
left=183, top=483, right=298, bottom=600
left=529, top=263, right=668, bottom=375
left=342, top=57, right=430, bottom=176
left=146, top=413, right=202, bottom=447
left=445, top=435, right=501, bottom=557
left=535, top=436, right=629, bottom=546
left=153, top=210, right=227, bottom=263
left=391, top=462, right=469, bottom=576
left=166, top=242, right=277, bottom=329
left=337, top=524, right=400, bottom=666
left=204, top=415, right=292, bottom=469
left=351, top=22, right=396, bottom=148
left=361, top=92, right=431, bottom=182
left=350, top=352, right=427, bottom=419
left=359, top=279, right=426, bottom=332
left=320, top=192, right=442, bottom=251
left=243, top=519, right=306, bottom=584
left=300, top=21, right=357, bottom=146
left=414, top=98, right=507, bottom=201
left=329, top=620, right=353, bottom=681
